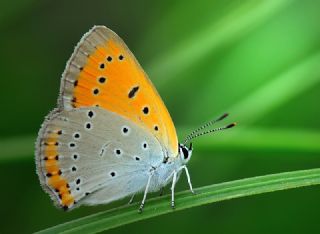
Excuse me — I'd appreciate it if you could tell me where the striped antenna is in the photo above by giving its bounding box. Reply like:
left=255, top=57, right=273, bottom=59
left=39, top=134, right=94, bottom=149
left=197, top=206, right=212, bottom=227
left=183, top=113, right=229, bottom=144
left=183, top=123, right=236, bottom=144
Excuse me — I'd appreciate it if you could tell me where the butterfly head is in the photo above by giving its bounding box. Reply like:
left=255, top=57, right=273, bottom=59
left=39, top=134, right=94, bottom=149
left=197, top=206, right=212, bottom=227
left=179, top=113, right=237, bottom=165
left=178, top=143, right=193, bottom=164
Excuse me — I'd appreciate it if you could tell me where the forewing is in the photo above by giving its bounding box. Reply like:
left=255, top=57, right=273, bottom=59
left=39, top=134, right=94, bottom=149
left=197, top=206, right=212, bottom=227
left=58, top=25, right=178, bottom=157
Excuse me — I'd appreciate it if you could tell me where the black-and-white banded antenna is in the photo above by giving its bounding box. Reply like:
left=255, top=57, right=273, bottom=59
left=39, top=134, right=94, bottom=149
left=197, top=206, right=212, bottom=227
left=183, top=113, right=229, bottom=144
left=183, top=123, right=236, bottom=145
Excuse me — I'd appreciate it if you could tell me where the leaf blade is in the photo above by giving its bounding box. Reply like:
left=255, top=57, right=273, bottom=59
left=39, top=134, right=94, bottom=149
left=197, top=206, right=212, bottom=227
left=35, top=168, right=320, bottom=234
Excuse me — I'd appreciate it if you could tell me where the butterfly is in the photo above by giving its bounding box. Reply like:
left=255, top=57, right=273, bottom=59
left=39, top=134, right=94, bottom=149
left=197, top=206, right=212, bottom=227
left=35, top=25, right=235, bottom=212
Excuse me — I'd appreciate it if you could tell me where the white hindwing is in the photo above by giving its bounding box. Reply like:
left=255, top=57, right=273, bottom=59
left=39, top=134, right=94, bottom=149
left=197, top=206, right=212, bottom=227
left=36, top=107, right=165, bottom=209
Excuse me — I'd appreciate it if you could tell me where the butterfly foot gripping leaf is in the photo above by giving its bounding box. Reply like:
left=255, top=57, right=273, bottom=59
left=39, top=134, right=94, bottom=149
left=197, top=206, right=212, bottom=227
left=35, top=25, right=234, bottom=211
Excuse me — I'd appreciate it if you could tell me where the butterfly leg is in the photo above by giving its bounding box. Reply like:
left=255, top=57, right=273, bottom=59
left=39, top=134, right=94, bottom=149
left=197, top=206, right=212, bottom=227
left=139, top=173, right=153, bottom=213
left=181, top=166, right=196, bottom=194
left=171, top=171, right=178, bottom=209
left=128, top=194, right=135, bottom=204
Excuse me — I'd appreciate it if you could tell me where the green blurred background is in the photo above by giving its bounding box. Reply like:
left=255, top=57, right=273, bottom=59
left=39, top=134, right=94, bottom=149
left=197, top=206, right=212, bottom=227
left=1, top=0, right=320, bottom=233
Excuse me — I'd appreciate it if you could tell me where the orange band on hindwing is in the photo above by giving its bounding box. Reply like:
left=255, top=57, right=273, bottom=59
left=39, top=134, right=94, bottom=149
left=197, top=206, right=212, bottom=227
left=43, top=131, right=74, bottom=209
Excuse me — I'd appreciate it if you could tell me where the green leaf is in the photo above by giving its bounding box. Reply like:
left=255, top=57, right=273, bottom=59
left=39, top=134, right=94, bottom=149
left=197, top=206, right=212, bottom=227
left=36, top=168, right=320, bottom=234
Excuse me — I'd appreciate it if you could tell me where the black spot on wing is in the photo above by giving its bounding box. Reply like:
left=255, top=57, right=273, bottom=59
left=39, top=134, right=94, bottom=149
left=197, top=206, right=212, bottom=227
left=128, top=86, right=139, bottom=98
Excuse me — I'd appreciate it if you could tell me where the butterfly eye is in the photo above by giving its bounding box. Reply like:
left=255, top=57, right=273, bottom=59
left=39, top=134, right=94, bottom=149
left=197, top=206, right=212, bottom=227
left=181, top=147, right=189, bottom=160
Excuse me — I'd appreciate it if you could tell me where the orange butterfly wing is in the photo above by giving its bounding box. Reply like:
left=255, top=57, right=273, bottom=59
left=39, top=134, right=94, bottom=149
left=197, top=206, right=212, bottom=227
left=59, top=26, right=178, bottom=157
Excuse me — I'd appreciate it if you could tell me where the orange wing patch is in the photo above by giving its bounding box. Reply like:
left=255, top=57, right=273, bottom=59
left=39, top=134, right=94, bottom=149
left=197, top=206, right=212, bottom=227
left=39, top=129, right=75, bottom=210
left=59, top=26, right=178, bottom=157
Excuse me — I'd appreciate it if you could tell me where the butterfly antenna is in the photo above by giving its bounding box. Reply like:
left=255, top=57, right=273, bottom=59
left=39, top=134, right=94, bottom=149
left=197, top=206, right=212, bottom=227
left=183, top=113, right=229, bottom=144
left=184, top=123, right=236, bottom=144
